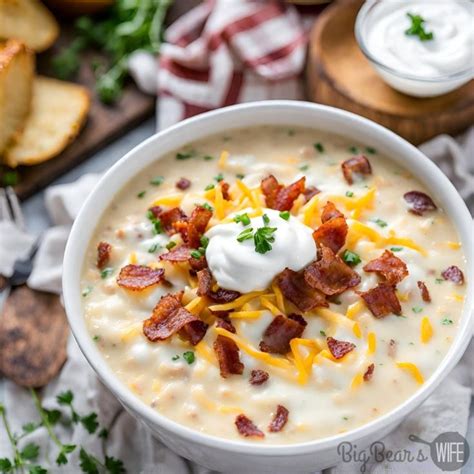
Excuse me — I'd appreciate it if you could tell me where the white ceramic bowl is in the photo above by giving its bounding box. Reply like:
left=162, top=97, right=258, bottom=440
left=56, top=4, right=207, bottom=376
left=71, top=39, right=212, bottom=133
left=63, top=101, right=473, bottom=474
left=355, top=0, right=474, bottom=98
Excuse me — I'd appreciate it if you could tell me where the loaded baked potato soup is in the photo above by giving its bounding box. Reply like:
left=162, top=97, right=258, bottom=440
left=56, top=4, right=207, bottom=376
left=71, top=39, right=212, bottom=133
left=81, top=126, right=467, bottom=443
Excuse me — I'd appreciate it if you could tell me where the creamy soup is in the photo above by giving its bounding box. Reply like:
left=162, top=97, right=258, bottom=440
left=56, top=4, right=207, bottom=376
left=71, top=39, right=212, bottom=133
left=81, top=126, right=467, bottom=444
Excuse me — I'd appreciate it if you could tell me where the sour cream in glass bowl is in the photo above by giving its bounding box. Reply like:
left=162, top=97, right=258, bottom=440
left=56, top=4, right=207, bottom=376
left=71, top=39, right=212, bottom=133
left=355, top=0, right=474, bottom=97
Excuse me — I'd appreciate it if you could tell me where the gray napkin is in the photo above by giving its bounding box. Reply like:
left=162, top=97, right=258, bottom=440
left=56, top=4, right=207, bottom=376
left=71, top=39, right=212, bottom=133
left=1, top=128, right=473, bottom=474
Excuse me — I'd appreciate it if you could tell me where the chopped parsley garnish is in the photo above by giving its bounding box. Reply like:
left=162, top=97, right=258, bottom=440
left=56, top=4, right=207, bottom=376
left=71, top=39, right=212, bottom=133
left=166, top=241, right=176, bottom=250
left=342, top=416, right=349, bottom=421
left=176, top=150, right=196, bottom=160
left=320, top=330, right=326, bottom=337
left=236, top=173, right=245, bottom=180
left=372, top=218, right=388, bottom=228
left=204, top=183, right=215, bottom=191
left=148, top=243, right=160, bottom=253
left=183, top=351, right=195, bottom=364
left=171, top=355, right=180, bottom=361
left=146, top=210, right=163, bottom=235
left=100, top=268, right=113, bottom=279
left=314, top=142, right=324, bottom=153
left=262, top=214, right=270, bottom=226
left=150, top=176, right=164, bottom=186
left=441, top=317, right=453, bottom=325
left=349, top=146, right=359, bottom=154
left=200, top=235, right=209, bottom=248
left=81, top=286, right=92, bottom=297
left=412, top=306, right=423, bottom=313
left=203, top=155, right=214, bottom=161
left=405, top=12, right=434, bottom=41
left=92, top=335, right=100, bottom=342
left=299, top=164, right=309, bottom=171
left=345, top=191, right=354, bottom=197
left=190, top=250, right=202, bottom=259
left=201, top=202, right=214, bottom=211
left=279, top=211, right=290, bottom=221
left=137, top=190, right=146, bottom=198
left=234, top=213, right=251, bottom=226
left=237, top=227, right=254, bottom=242
left=390, top=247, right=403, bottom=252
left=435, top=278, right=444, bottom=284
left=366, top=146, right=377, bottom=154
left=214, top=173, right=224, bottom=182
left=342, top=250, right=361, bottom=266
left=254, top=226, right=277, bottom=254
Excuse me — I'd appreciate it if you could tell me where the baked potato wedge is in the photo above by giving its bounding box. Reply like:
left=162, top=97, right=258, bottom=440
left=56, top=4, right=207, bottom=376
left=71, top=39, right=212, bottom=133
left=0, top=0, right=59, bottom=52
left=3, top=76, right=90, bottom=167
left=0, top=39, right=34, bottom=155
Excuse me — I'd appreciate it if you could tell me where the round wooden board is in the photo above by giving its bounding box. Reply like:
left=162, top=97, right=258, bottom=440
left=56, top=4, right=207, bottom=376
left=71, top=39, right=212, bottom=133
left=306, top=0, right=474, bottom=145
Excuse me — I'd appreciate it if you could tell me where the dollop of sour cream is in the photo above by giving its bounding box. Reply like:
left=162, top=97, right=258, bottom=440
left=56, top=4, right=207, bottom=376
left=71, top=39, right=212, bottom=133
left=365, top=0, right=473, bottom=78
left=205, top=209, right=317, bottom=293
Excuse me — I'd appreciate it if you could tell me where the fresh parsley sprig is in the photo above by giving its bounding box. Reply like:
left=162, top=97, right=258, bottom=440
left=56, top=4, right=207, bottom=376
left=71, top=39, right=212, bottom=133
left=405, top=12, right=434, bottom=41
left=236, top=214, right=277, bottom=254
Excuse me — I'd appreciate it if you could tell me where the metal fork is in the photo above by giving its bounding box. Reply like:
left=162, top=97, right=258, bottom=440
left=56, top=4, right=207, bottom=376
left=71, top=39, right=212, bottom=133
left=0, top=187, right=36, bottom=290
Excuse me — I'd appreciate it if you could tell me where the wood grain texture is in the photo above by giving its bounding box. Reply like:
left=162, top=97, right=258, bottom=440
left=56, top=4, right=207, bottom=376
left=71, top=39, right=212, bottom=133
left=0, top=286, right=69, bottom=387
left=306, top=0, right=474, bottom=145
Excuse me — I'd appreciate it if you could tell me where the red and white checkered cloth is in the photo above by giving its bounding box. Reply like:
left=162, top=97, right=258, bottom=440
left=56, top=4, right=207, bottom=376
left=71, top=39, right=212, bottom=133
left=155, top=0, right=311, bottom=129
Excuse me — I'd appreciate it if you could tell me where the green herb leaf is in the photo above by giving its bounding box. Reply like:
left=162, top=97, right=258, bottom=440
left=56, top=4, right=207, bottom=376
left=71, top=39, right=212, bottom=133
left=183, top=351, right=195, bottom=364
left=203, top=155, right=214, bottom=161
left=57, top=390, right=74, bottom=405
left=22, top=422, right=39, bottom=434
left=137, top=191, right=146, bottom=199
left=234, top=213, right=251, bottom=226
left=176, top=150, right=195, bottom=160
left=345, top=191, right=354, bottom=197
left=98, top=428, right=109, bottom=439
left=349, top=146, right=359, bottom=154
left=262, top=214, right=270, bottom=226
left=2, top=171, right=18, bottom=187
left=201, top=202, right=214, bottom=211
left=100, top=268, right=113, bottom=279
left=44, top=409, right=61, bottom=425
left=412, top=306, right=423, bottom=313
left=236, top=173, right=245, bottom=180
left=0, top=458, right=12, bottom=472
left=190, top=250, right=202, bottom=259
left=81, top=286, right=93, bottom=297
left=172, top=355, right=180, bottom=361
left=366, top=146, right=377, bottom=154
left=342, top=250, right=361, bottom=266
left=28, top=466, right=47, bottom=474
left=80, top=413, right=99, bottom=434
left=148, top=243, right=160, bottom=253
left=79, top=447, right=99, bottom=474
left=204, top=184, right=215, bottom=191
left=254, top=226, right=277, bottom=254
left=237, top=227, right=254, bottom=242
left=390, top=247, right=403, bottom=252
left=150, top=176, right=164, bottom=186
left=166, top=241, right=176, bottom=250
left=405, top=12, right=434, bottom=41
left=20, top=443, right=40, bottom=461
left=314, top=142, right=324, bottom=153
left=299, top=164, right=309, bottom=171
left=200, top=236, right=209, bottom=248
left=214, top=173, right=224, bottom=182
left=56, top=452, right=68, bottom=466
left=279, top=211, right=290, bottom=221
left=441, top=317, right=453, bottom=325
left=105, top=456, right=126, bottom=474
left=435, top=278, right=444, bottom=284
left=320, top=330, right=326, bottom=336
left=93, top=335, right=100, bottom=342
left=372, top=218, right=388, bottom=228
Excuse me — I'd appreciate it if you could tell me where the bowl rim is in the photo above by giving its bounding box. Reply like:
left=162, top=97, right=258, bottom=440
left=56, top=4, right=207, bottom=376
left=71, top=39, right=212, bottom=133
left=63, top=100, right=473, bottom=455
left=355, top=0, right=474, bottom=83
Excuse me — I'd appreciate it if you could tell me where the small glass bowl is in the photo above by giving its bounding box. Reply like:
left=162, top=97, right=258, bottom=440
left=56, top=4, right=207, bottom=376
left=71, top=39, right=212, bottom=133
left=355, top=0, right=473, bottom=98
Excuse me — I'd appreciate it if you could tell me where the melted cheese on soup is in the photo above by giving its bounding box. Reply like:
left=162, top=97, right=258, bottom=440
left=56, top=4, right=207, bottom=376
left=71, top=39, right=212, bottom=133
left=81, top=126, right=467, bottom=444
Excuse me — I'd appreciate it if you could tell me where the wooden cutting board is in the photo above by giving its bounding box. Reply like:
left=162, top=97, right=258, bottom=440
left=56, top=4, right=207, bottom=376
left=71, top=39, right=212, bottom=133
left=6, top=0, right=201, bottom=200
left=306, top=0, right=474, bottom=145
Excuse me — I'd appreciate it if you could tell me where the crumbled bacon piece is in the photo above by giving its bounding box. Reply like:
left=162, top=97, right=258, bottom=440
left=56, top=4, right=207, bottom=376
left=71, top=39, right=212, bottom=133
left=176, top=177, right=191, bottom=190
left=261, top=175, right=306, bottom=211
left=116, top=264, right=165, bottom=291
left=213, top=335, right=244, bottom=378
left=216, top=317, right=236, bottom=334
left=363, top=250, right=408, bottom=285
left=321, top=201, right=344, bottom=223
left=313, top=216, right=348, bottom=254
left=220, top=181, right=231, bottom=200
left=287, top=313, right=307, bottom=327
left=304, top=246, right=361, bottom=295
left=160, top=245, right=191, bottom=262
left=403, top=191, right=437, bottom=216
left=259, top=315, right=306, bottom=354
left=196, top=268, right=241, bottom=303
left=303, top=186, right=320, bottom=202
left=174, top=205, right=212, bottom=248
left=153, top=207, right=187, bottom=235
left=358, top=283, right=402, bottom=318
left=417, top=281, right=431, bottom=302
left=441, top=266, right=464, bottom=285
left=276, top=268, right=328, bottom=312
left=363, top=363, right=375, bottom=382
left=97, top=241, right=112, bottom=269
left=388, top=339, right=397, bottom=358
left=143, top=292, right=207, bottom=344
left=341, top=155, right=372, bottom=184
left=327, top=336, right=355, bottom=359
left=235, top=414, right=264, bottom=438
left=249, top=369, right=269, bottom=385
left=268, top=405, right=289, bottom=433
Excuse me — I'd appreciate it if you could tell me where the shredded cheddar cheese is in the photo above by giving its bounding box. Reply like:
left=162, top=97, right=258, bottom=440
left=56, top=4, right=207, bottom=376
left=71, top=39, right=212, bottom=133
left=420, top=317, right=433, bottom=343
left=214, top=184, right=225, bottom=219
left=301, top=195, right=320, bottom=227
left=350, top=373, right=364, bottom=390
left=346, top=301, right=364, bottom=319
left=396, top=362, right=424, bottom=384
left=152, top=194, right=183, bottom=207
left=208, top=291, right=264, bottom=311
left=229, top=310, right=265, bottom=319
left=218, top=150, right=229, bottom=169
left=260, top=296, right=281, bottom=316
left=367, top=332, right=377, bottom=354
left=352, top=322, right=362, bottom=339
left=195, top=341, right=216, bottom=365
